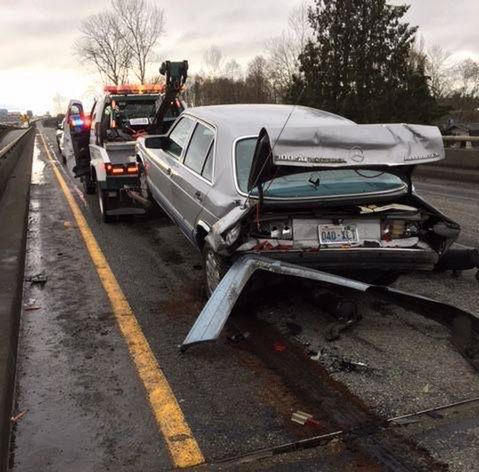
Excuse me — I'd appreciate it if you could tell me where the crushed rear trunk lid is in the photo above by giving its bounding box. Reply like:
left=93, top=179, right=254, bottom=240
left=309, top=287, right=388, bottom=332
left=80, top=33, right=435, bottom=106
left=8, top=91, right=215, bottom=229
left=248, top=123, right=445, bottom=191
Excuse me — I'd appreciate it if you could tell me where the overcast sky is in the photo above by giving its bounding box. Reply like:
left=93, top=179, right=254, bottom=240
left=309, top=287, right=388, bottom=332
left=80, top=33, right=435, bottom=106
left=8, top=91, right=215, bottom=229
left=1, top=0, right=478, bottom=114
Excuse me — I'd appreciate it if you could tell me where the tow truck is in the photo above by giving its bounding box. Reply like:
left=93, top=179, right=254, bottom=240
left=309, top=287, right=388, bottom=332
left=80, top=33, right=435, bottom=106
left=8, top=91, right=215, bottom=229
left=63, top=60, right=188, bottom=222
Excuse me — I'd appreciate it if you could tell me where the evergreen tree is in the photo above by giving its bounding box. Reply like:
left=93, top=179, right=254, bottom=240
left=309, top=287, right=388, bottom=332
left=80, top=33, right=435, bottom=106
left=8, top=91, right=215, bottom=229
left=289, top=0, right=443, bottom=123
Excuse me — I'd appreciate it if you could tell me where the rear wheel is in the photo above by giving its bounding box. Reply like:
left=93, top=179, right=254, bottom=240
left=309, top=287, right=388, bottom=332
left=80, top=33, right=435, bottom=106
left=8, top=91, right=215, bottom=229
left=97, top=182, right=112, bottom=223
left=202, top=242, right=229, bottom=297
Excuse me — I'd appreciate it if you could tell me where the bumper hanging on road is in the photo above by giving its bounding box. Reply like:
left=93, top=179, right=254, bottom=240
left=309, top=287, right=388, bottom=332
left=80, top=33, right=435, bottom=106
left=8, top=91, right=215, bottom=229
left=181, top=254, right=479, bottom=371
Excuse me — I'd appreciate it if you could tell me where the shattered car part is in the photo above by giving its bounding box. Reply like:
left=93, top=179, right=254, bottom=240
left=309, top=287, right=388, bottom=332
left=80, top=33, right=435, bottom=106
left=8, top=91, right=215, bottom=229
left=181, top=255, right=479, bottom=371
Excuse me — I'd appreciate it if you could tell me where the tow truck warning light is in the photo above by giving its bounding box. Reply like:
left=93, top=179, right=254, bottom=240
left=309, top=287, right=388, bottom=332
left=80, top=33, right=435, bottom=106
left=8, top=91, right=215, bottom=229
left=104, top=84, right=165, bottom=94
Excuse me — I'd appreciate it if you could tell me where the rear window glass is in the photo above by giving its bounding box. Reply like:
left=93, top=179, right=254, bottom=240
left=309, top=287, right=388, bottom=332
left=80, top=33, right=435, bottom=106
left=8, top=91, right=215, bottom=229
left=165, top=117, right=195, bottom=158
left=184, top=123, right=214, bottom=175
left=235, top=138, right=406, bottom=198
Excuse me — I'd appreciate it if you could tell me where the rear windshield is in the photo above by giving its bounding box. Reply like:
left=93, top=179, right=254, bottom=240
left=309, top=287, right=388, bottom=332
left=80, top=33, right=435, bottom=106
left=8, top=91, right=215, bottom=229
left=235, top=138, right=407, bottom=199
left=112, top=97, right=157, bottom=120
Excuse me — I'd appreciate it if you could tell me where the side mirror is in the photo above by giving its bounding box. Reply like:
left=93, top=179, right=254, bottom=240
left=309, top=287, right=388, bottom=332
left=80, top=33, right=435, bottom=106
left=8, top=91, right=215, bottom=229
left=145, top=135, right=169, bottom=149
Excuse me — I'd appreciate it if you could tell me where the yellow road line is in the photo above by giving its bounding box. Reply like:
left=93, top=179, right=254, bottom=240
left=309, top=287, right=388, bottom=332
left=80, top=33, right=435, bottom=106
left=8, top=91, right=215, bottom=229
left=39, top=133, right=205, bottom=469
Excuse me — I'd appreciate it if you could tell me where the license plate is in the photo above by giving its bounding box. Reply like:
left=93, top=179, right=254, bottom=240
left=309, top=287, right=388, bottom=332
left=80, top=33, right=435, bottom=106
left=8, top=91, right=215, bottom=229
left=129, top=117, right=149, bottom=126
left=319, top=224, right=359, bottom=246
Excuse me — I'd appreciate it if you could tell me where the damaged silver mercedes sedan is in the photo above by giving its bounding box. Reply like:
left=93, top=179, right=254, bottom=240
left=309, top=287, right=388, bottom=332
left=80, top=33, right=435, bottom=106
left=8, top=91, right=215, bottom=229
left=137, top=104, right=460, bottom=295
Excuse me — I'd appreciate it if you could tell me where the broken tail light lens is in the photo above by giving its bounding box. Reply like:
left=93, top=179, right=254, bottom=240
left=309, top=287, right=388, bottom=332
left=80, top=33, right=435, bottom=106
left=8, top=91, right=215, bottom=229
left=381, top=220, right=419, bottom=240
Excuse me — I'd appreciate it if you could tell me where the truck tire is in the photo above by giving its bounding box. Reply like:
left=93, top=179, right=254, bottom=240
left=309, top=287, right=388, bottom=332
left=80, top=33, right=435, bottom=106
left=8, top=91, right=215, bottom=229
left=202, top=242, right=230, bottom=297
left=97, top=182, right=112, bottom=223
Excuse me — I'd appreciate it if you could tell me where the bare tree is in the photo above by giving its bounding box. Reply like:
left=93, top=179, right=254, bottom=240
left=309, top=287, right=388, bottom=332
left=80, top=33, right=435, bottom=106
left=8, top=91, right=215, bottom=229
left=203, top=46, right=224, bottom=77
left=456, top=58, right=479, bottom=98
left=75, top=11, right=131, bottom=85
left=224, top=59, right=243, bottom=81
left=246, top=56, right=272, bottom=103
left=266, top=1, right=312, bottom=101
left=52, top=93, right=68, bottom=115
left=426, top=45, right=453, bottom=99
left=112, top=0, right=165, bottom=84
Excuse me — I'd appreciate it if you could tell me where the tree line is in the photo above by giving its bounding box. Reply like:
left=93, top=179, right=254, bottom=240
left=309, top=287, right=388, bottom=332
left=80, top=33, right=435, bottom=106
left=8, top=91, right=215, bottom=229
left=76, top=0, right=479, bottom=125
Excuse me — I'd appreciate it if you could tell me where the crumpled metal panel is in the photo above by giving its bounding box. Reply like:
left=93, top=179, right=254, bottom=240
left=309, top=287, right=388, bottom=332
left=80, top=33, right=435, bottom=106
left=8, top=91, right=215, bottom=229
left=262, top=123, right=445, bottom=168
left=181, top=255, right=479, bottom=371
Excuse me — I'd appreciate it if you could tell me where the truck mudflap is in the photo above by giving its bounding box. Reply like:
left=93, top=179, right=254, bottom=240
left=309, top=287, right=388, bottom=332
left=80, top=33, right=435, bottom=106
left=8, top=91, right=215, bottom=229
left=180, top=255, right=479, bottom=371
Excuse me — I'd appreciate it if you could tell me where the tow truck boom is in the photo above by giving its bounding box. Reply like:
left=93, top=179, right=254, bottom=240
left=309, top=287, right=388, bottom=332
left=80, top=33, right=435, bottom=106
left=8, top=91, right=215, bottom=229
left=150, top=60, right=188, bottom=134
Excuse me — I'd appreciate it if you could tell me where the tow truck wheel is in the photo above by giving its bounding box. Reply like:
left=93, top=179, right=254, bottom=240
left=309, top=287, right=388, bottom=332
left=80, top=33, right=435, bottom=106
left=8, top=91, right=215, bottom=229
left=202, top=242, right=229, bottom=298
left=97, top=182, right=112, bottom=223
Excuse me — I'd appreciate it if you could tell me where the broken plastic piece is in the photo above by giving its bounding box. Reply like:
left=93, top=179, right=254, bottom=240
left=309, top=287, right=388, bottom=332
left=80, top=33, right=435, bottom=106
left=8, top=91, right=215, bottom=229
left=291, top=410, right=321, bottom=427
left=10, top=410, right=28, bottom=423
left=25, top=272, right=47, bottom=284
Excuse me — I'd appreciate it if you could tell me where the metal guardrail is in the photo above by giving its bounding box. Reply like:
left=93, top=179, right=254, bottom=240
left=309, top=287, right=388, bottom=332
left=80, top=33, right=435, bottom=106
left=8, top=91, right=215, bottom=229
left=443, top=135, right=479, bottom=142
left=443, top=135, right=479, bottom=150
left=0, top=127, right=33, bottom=160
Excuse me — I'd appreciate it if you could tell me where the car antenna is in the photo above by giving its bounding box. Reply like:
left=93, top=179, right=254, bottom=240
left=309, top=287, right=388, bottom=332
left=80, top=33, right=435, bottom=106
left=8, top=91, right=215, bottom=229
left=243, top=85, right=306, bottom=210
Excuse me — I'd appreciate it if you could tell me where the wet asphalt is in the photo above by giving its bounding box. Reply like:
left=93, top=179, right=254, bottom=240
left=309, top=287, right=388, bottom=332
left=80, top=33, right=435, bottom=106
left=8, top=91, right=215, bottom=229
left=9, top=123, right=479, bottom=471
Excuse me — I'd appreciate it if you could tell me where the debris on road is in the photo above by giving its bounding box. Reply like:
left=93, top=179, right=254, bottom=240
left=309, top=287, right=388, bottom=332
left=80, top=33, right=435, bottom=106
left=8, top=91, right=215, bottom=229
left=227, top=331, right=250, bottom=343
left=181, top=255, right=479, bottom=374
left=10, top=410, right=28, bottom=423
left=308, top=346, right=371, bottom=374
left=291, top=410, right=321, bottom=428
left=273, top=341, right=287, bottom=352
left=25, top=271, right=47, bottom=285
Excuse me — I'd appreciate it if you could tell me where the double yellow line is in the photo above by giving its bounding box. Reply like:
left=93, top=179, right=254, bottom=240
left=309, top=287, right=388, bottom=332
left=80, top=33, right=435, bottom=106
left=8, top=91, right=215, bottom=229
left=39, top=133, right=204, bottom=469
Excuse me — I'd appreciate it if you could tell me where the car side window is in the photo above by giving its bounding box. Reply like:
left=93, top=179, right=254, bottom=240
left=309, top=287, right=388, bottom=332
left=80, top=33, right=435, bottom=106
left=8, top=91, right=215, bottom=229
left=201, top=142, right=214, bottom=182
left=69, top=104, right=81, bottom=116
left=183, top=123, right=214, bottom=177
left=165, top=117, right=195, bottom=159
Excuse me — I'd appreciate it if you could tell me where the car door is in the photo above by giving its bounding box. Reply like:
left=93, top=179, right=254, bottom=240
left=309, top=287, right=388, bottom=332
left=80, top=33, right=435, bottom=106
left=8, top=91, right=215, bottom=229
left=145, top=116, right=195, bottom=225
left=171, top=121, right=216, bottom=238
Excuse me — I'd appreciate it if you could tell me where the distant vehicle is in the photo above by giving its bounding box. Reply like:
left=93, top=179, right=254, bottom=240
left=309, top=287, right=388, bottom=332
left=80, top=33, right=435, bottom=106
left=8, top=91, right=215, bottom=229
left=56, top=118, right=66, bottom=163
left=137, top=104, right=462, bottom=295
left=63, top=78, right=185, bottom=222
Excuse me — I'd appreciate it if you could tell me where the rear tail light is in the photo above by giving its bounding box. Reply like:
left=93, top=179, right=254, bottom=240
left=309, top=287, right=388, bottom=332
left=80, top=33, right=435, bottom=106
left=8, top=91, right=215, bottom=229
left=105, top=163, right=139, bottom=176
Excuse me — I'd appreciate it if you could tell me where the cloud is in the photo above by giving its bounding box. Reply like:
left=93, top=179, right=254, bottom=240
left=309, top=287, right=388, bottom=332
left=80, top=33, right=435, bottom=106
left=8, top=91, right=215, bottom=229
left=1, top=0, right=479, bottom=113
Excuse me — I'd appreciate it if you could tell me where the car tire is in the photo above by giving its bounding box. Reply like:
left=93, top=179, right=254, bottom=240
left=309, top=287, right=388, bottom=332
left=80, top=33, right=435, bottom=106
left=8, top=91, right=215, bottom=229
left=97, top=182, right=113, bottom=223
left=202, top=242, right=230, bottom=297
left=82, top=174, right=96, bottom=195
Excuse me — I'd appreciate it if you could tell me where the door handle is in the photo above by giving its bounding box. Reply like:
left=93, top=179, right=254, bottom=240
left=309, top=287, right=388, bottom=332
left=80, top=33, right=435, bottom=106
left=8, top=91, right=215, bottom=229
left=166, top=167, right=172, bottom=176
left=194, top=191, right=203, bottom=201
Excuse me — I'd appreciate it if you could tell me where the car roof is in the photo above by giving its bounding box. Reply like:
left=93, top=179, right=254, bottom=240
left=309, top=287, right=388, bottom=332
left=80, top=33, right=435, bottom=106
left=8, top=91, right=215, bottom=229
left=183, top=104, right=354, bottom=137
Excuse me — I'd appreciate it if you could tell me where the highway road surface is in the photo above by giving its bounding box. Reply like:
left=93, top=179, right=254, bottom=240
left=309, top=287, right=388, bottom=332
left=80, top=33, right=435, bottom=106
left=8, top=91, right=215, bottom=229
left=8, top=123, right=479, bottom=471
